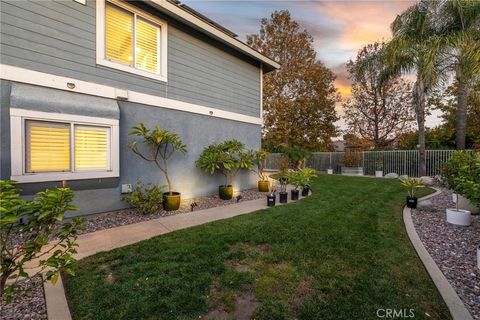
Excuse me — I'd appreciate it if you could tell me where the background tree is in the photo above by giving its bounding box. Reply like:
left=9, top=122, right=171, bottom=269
left=247, top=10, right=339, bottom=151
left=384, top=1, right=441, bottom=176
left=428, top=81, right=480, bottom=149
left=437, top=0, right=480, bottom=149
left=343, top=42, right=416, bottom=149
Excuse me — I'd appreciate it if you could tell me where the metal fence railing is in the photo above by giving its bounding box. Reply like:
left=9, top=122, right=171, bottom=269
left=265, top=150, right=469, bottom=177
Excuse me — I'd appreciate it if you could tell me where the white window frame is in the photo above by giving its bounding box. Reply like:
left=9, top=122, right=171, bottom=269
left=96, top=0, right=168, bottom=82
left=10, top=108, right=120, bottom=183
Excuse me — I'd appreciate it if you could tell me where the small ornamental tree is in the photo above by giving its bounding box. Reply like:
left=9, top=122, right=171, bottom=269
left=250, top=150, right=268, bottom=181
left=0, top=180, right=84, bottom=303
left=128, top=124, right=187, bottom=195
left=196, top=140, right=253, bottom=186
left=440, top=151, right=480, bottom=209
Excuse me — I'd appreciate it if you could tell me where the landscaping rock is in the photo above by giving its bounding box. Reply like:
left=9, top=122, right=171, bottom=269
left=0, top=276, right=47, bottom=320
left=420, top=176, right=435, bottom=186
left=416, top=199, right=433, bottom=209
left=412, top=189, right=480, bottom=319
left=384, top=173, right=399, bottom=179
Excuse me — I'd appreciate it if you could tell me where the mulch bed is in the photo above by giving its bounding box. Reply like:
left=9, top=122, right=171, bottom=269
left=412, top=189, right=480, bottom=320
left=81, top=188, right=267, bottom=234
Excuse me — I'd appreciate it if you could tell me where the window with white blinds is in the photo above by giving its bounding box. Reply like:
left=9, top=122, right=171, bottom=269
left=104, top=1, right=162, bottom=75
left=74, top=126, right=109, bottom=171
left=26, top=121, right=71, bottom=173
left=25, top=121, right=111, bottom=174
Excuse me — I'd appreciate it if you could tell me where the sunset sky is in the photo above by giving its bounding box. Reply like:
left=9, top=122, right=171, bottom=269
left=183, top=0, right=442, bottom=129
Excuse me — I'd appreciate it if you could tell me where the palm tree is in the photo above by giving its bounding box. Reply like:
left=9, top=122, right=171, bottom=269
left=384, top=1, right=442, bottom=176
left=438, top=0, right=480, bottom=150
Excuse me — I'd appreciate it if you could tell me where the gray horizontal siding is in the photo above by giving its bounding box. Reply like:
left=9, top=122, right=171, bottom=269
left=0, top=0, right=261, bottom=117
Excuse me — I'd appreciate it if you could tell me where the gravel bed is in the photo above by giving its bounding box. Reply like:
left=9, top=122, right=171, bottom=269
left=0, top=276, right=47, bottom=320
left=81, top=188, right=267, bottom=234
left=412, top=189, right=480, bottom=319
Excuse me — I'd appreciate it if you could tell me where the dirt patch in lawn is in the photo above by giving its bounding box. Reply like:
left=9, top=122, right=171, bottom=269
left=202, top=243, right=315, bottom=319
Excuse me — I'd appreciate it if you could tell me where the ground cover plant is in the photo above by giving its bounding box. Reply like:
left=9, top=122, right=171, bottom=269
left=64, top=175, right=450, bottom=320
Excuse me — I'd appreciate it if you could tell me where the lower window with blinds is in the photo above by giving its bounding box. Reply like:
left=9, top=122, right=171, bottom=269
left=24, top=120, right=111, bottom=174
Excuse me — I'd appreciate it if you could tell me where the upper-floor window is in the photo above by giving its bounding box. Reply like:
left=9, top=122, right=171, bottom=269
left=96, top=0, right=168, bottom=82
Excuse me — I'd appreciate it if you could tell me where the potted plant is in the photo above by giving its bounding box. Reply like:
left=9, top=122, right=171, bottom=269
left=440, top=151, right=479, bottom=225
left=400, top=177, right=424, bottom=209
left=250, top=150, right=269, bottom=192
left=298, top=168, right=318, bottom=196
left=278, top=174, right=288, bottom=203
left=375, top=157, right=384, bottom=177
left=287, top=170, right=301, bottom=200
left=196, top=139, right=253, bottom=200
left=128, top=124, right=187, bottom=211
left=266, top=178, right=276, bottom=207
left=341, top=149, right=364, bottom=176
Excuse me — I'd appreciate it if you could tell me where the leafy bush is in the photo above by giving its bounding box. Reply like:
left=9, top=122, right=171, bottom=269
left=0, top=180, right=84, bottom=302
left=440, top=151, right=480, bottom=206
left=282, top=146, right=311, bottom=169
left=341, top=151, right=362, bottom=167
left=122, top=180, right=165, bottom=215
left=287, top=168, right=318, bottom=190
left=196, top=140, right=253, bottom=186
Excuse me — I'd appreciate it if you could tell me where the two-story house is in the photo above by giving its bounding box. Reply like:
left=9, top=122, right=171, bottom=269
left=0, top=0, right=279, bottom=216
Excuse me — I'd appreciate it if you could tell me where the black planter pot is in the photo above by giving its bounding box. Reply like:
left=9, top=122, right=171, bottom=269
left=219, top=185, right=233, bottom=200
left=291, top=189, right=299, bottom=201
left=301, top=186, right=310, bottom=197
left=279, top=192, right=288, bottom=203
left=267, top=194, right=276, bottom=207
left=406, top=196, right=418, bottom=209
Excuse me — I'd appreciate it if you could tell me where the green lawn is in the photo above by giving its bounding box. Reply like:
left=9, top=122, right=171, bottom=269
left=64, top=175, right=450, bottom=320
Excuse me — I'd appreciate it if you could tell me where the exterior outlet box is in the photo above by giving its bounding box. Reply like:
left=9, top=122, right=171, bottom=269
left=121, top=184, right=132, bottom=194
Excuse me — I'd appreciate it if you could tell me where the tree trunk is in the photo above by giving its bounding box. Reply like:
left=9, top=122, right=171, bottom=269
left=416, top=78, right=426, bottom=177
left=455, top=72, right=468, bottom=150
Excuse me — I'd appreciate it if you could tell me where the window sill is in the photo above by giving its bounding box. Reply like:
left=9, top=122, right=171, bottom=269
left=11, top=171, right=120, bottom=183
left=97, top=58, right=167, bottom=83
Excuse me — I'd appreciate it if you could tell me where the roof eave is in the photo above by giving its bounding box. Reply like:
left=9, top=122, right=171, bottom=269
left=143, top=0, right=280, bottom=72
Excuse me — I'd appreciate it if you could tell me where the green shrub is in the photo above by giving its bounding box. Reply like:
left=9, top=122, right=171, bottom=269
left=282, top=146, right=311, bottom=169
left=122, top=180, right=165, bottom=215
left=195, top=139, right=253, bottom=186
left=440, top=151, right=480, bottom=206
left=0, top=180, right=84, bottom=302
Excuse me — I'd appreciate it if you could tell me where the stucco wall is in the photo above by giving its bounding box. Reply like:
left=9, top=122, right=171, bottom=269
left=0, top=81, right=261, bottom=217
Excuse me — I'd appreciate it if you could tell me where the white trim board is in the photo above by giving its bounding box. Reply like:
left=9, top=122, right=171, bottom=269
left=0, top=65, right=262, bottom=125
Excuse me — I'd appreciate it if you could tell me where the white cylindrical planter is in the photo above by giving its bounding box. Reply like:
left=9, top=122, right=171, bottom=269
left=478, top=246, right=480, bottom=269
left=446, top=208, right=471, bottom=226
left=327, top=169, right=333, bottom=174
left=375, top=170, right=383, bottom=178
left=457, top=194, right=479, bottom=214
